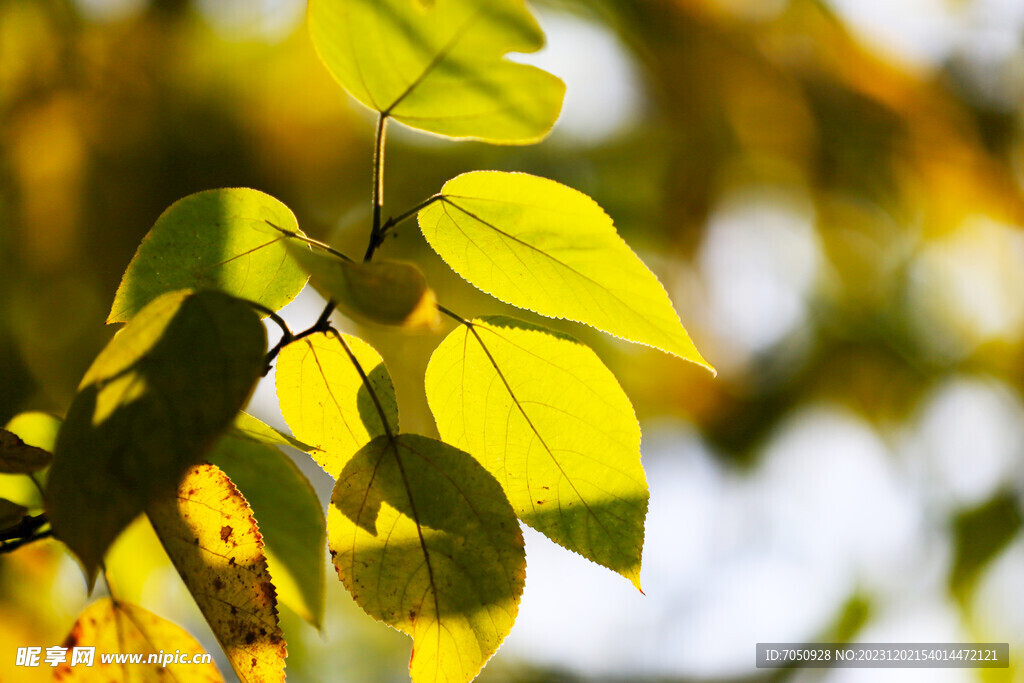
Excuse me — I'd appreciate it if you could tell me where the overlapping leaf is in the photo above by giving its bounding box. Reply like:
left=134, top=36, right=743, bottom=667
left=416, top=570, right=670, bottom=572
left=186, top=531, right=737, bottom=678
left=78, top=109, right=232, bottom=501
left=148, top=464, right=286, bottom=683
left=330, top=434, right=525, bottom=683
left=0, top=428, right=52, bottom=473
left=209, top=434, right=327, bottom=628
left=108, top=189, right=309, bottom=323
left=0, top=498, right=27, bottom=528
left=54, top=597, right=223, bottom=682
left=426, top=316, right=647, bottom=588
left=307, top=0, right=564, bottom=143
left=419, top=171, right=713, bottom=370
left=276, top=332, right=398, bottom=477
left=1, top=412, right=61, bottom=508
left=46, top=290, right=266, bottom=577
left=287, top=246, right=440, bottom=330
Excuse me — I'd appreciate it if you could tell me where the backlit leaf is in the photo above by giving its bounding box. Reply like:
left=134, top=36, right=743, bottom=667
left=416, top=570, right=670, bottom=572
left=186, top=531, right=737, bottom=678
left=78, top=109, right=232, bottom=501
left=47, top=290, right=266, bottom=578
left=209, top=435, right=327, bottom=628
left=276, top=332, right=398, bottom=477
left=419, top=171, right=714, bottom=370
left=54, top=598, right=223, bottom=682
left=288, top=246, right=441, bottom=330
left=148, top=463, right=286, bottom=683
left=329, top=434, right=524, bottom=683
left=0, top=428, right=51, bottom=473
left=231, top=411, right=316, bottom=453
left=108, top=189, right=310, bottom=323
left=426, top=316, right=647, bottom=588
left=308, top=0, right=564, bottom=143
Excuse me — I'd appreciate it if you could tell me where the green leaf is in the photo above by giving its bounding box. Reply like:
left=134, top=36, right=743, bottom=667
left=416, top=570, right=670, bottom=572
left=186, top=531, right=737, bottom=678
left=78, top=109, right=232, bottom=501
left=148, top=463, right=286, bottom=683
left=231, top=411, right=316, bottom=453
left=287, top=245, right=440, bottom=330
left=419, top=171, right=714, bottom=370
left=108, top=188, right=310, bottom=323
left=0, top=428, right=52, bottom=474
left=307, top=0, right=564, bottom=143
left=209, top=434, right=327, bottom=629
left=47, top=290, right=266, bottom=578
left=329, top=434, right=524, bottom=683
left=425, top=316, right=647, bottom=588
left=56, top=598, right=224, bottom=682
left=276, top=332, right=398, bottom=478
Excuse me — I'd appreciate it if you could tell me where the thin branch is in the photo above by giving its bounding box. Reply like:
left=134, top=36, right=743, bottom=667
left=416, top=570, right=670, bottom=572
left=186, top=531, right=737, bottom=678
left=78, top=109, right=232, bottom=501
left=28, top=472, right=45, bottom=499
left=264, top=220, right=354, bottom=263
left=376, top=194, right=443, bottom=244
left=364, top=114, right=389, bottom=262
left=0, top=512, right=51, bottom=555
left=0, top=530, right=52, bottom=555
left=437, top=304, right=472, bottom=326
left=246, top=301, right=292, bottom=340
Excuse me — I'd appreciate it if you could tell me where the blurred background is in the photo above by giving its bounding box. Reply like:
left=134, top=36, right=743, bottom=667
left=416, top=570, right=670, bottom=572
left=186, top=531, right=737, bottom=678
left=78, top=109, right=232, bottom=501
left=3, top=0, right=1024, bottom=680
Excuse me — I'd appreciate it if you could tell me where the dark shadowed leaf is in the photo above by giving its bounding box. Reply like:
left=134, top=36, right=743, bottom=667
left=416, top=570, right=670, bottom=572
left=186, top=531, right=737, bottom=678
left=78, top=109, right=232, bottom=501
left=0, top=428, right=52, bottom=474
left=46, top=290, right=266, bottom=579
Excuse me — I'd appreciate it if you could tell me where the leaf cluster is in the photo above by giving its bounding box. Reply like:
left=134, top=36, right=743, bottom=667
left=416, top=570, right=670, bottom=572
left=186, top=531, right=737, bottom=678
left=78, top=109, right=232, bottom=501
left=1, top=2, right=712, bottom=681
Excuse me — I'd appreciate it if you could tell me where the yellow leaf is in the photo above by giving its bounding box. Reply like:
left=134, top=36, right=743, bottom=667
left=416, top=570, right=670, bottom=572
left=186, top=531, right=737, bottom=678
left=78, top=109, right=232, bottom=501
left=148, top=464, right=286, bottom=683
left=53, top=597, right=223, bottom=682
left=276, top=332, right=399, bottom=477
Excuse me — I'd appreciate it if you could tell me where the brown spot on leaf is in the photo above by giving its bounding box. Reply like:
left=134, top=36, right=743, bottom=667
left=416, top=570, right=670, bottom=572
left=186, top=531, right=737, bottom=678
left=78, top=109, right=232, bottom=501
left=212, top=577, right=224, bottom=591
left=245, top=631, right=256, bottom=645
left=228, top=556, right=236, bottom=566
left=220, top=525, right=233, bottom=542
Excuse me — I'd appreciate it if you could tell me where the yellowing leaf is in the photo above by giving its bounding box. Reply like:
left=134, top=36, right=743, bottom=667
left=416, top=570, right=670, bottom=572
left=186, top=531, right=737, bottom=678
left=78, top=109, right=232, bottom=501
left=148, top=464, right=286, bottom=683
left=288, top=246, right=440, bottom=330
left=329, top=434, right=525, bottom=683
left=46, top=290, right=266, bottom=578
left=276, top=332, right=398, bottom=477
left=426, top=316, right=647, bottom=588
left=419, top=172, right=714, bottom=370
left=307, top=0, right=564, bottom=143
left=209, top=435, right=327, bottom=628
left=108, top=189, right=310, bottom=323
left=54, top=597, right=223, bottom=682
left=0, top=428, right=51, bottom=473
